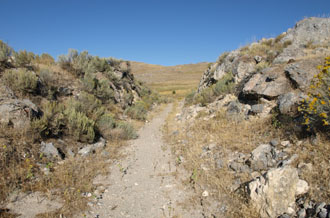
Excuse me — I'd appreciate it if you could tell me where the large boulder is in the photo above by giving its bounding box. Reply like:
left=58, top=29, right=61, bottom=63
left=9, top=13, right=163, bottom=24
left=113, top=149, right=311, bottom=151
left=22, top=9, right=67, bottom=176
left=0, top=98, right=40, bottom=129
left=242, top=67, right=292, bottom=100
left=247, top=166, right=309, bottom=218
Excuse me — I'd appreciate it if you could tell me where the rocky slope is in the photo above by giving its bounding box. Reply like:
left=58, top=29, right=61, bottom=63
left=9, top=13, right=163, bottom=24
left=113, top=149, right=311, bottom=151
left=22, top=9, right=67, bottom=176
left=0, top=44, right=164, bottom=217
left=173, top=17, right=330, bottom=218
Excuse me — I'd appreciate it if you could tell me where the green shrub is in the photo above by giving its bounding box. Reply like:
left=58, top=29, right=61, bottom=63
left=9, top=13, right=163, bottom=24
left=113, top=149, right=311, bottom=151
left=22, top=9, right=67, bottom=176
left=117, top=122, right=138, bottom=139
left=184, top=90, right=196, bottom=106
left=95, top=113, right=117, bottom=138
left=125, top=101, right=148, bottom=120
left=107, top=57, right=122, bottom=70
left=87, top=56, right=112, bottom=74
left=39, top=69, right=55, bottom=86
left=66, top=92, right=105, bottom=121
left=58, top=49, right=91, bottom=76
left=35, top=53, right=55, bottom=65
left=193, top=72, right=234, bottom=106
left=33, top=99, right=97, bottom=143
left=31, top=101, right=66, bottom=138
left=95, top=79, right=114, bottom=102
left=82, top=73, right=114, bottom=103
left=64, top=107, right=95, bottom=143
left=14, top=50, right=34, bottom=68
left=0, top=40, right=13, bottom=63
left=212, top=72, right=235, bottom=96
left=3, top=68, right=38, bottom=94
left=299, top=57, right=330, bottom=135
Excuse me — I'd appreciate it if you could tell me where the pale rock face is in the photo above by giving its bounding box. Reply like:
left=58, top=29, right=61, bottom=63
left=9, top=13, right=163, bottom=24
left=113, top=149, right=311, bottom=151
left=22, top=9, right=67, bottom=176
left=248, top=166, right=309, bottom=218
left=242, top=67, right=292, bottom=99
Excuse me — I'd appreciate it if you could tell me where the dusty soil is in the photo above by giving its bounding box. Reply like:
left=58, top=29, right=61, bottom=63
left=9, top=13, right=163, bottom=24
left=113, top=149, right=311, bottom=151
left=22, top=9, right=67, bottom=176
left=83, top=104, right=205, bottom=218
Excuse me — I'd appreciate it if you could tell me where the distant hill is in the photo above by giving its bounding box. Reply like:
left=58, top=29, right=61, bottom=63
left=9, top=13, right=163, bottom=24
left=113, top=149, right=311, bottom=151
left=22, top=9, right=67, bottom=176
left=129, top=61, right=210, bottom=98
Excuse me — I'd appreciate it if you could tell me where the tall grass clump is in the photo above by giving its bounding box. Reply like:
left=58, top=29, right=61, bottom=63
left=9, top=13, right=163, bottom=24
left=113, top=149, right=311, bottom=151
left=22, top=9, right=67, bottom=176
left=299, top=57, right=330, bottom=135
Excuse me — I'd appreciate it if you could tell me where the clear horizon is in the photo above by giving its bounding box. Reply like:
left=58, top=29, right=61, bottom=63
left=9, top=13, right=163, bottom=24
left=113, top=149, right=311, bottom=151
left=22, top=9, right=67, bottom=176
left=1, top=0, right=329, bottom=66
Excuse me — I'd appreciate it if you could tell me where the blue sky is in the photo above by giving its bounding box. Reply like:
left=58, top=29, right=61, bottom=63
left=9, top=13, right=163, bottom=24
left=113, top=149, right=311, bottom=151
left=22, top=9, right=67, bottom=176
left=1, top=0, right=329, bottom=66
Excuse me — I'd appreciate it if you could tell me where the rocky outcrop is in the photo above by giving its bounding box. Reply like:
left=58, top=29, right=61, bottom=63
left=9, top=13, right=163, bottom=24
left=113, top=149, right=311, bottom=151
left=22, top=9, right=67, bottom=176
left=247, top=166, right=309, bottom=218
left=194, top=17, right=330, bottom=122
left=242, top=66, right=292, bottom=100
left=0, top=98, right=40, bottom=129
left=274, top=17, right=330, bottom=63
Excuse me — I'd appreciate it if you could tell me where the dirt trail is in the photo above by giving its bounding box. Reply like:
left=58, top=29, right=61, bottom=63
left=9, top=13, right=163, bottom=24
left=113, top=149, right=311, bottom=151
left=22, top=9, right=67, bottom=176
left=86, top=104, right=203, bottom=218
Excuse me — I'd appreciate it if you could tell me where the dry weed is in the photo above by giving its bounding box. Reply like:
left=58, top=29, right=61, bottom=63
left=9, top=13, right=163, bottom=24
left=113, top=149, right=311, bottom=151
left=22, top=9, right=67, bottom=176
left=164, top=103, right=282, bottom=217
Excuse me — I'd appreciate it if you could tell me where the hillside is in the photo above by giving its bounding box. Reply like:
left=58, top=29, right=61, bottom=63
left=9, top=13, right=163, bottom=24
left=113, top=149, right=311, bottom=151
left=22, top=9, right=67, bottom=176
left=129, top=61, right=210, bottom=98
left=165, top=17, right=330, bottom=218
left=0, top=45, right=166, bottom=217
left=1, top=17, right=330, bottom=218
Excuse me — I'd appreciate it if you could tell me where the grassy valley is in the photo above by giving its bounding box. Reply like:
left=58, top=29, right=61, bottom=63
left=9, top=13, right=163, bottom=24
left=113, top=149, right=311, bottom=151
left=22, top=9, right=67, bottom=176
left=129, top=61, right=210, bottom=98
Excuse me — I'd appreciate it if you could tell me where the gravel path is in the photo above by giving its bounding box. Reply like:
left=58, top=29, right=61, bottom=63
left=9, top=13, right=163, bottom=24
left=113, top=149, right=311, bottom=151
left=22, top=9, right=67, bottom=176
left=86, top=104, right=203, bottom=218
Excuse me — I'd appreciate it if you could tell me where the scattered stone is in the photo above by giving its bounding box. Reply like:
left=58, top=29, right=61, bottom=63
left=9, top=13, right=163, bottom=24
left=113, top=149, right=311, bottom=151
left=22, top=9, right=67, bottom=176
left=78, top=138, right=106, bottom=156
left=250, top=104, right=265, bottom=114
left=249, top=144, right=276, bottom=171
left=254, top=55, right=262, bottom=64
left=40, top=142, right=62, bottom=159
left=318, top=208, right=327, bottom=218
left=281, top=141, right=291, bottom=147
left=270, top=139, right=279, bottom=146
left=202, top=190, right=209, bottom=197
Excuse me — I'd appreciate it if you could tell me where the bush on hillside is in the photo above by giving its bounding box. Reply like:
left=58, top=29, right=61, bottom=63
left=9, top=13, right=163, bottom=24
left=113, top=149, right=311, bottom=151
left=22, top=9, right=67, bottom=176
left=14, top=50, right=34, bottom=68
left=87, top=56, right=112, bottom=74
left=35, top=53, right=55, bottom=65
left=32, top=99, right=96, bottom=143
left=299, top=57, right=330, bottom=135
left=124, top=101, right=148, bottom=120
left=193, top=72, right=235, bottom=106
left=64, top=107, right=95, bottom=143
left=240, top=37, right=292, bottom=63
left=95, top=113, right=117, bottom=138
left=58, top=49, right=91, bottom=76
left=117, top=121, right=138, bottom=140
left=31, top=101, right=66, bottom=138
left=66, top=92, right=105, bottom=121
left=82, top=73, right=115, bottom=103
left=0, top=40, right=13, bottom=64
left=3, top=68, right=39, bottom=94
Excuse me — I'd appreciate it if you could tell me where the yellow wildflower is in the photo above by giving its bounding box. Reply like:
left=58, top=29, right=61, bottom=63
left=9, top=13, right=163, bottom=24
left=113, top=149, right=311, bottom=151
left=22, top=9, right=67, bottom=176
left=323, top=120, right=329, bottom=126
left=319, top=112, right=328, bottom=118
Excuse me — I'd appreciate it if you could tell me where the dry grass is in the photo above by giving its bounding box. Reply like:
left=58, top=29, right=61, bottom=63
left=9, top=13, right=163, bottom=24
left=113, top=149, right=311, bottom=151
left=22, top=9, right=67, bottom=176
left=130, top=61, right=209, bottom=99
left=0, top=123, right=126, bottom=217
left=291, top=137, right=330, bottom=202
left=163, top=103, right=283, bottom=217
